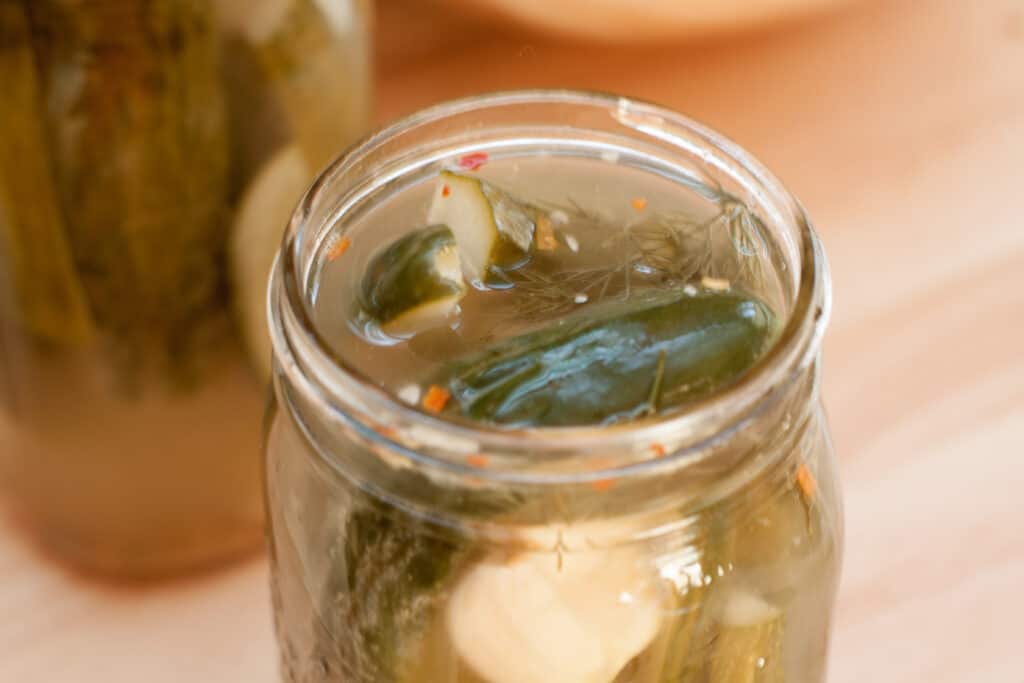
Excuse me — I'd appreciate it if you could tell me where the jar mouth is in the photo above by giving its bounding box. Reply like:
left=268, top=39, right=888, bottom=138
left=271, top=89, right=830, bottom=483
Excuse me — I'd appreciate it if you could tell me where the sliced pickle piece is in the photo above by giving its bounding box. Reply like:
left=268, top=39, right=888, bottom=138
left=360, top=225, right=466, bottom=338
left=438, top=290, right=776, bottom=427
left=0, top=3, right=93, bottom=346
left=427, top=171, right=535, bottom=285
left=229, top=145, right=311, bottom=380
left=709, top=589, right=784, bottom=683
left=446, top=549, right=661, bottom=683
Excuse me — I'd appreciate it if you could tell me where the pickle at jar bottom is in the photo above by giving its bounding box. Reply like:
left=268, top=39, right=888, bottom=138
left=264, top=91, right=842, bottom=683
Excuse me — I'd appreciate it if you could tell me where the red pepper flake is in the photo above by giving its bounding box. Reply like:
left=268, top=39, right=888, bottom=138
left=651, top=443, right=666, bottom=458
left=375, top=425, right=400, bottom=440
left=422, top=385, right=451, bottom=414
left=465, top=453, right=490, bottom=469
left=590, top=477, right=617, bottom=492
left=327, top=236, right=351, bottom=261
left=441, top=184, right=451, bottom=198
left=631, top=197, right=648, bottom=212
left=457, top=151, right=489, bottom=171
left=797, top=464, right=817, bottom=499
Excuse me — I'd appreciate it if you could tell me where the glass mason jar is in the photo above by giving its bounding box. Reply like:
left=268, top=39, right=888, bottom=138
left=266, top=91, right=841, bottom=682
left=0, top=0, right=371, bottom=576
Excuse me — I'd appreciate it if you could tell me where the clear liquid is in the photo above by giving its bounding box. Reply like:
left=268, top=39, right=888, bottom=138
left=308, top=152, right=784, bottom=403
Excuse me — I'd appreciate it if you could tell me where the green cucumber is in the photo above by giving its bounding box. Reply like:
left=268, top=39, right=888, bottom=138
left=427, top=171, right=536, bottom=285
left=320, top=468, right=522, bottom=682
left=708, top=590, right=785, bottom=683
left=360, top=225, right=466, bottom=338
left=438, top=290, right=777, bottom=427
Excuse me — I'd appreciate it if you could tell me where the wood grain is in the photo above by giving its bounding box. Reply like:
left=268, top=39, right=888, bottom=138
left=1, top=0, right=1021, bottom=680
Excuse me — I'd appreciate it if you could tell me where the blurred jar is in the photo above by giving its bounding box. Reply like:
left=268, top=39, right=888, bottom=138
left=444, top=0, right=858, bottom=42
left=264, top=92, right=843, bottom=681
left=0, top=0, right=371, bottom=577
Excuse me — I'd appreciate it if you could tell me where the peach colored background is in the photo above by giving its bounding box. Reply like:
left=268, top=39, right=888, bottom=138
left=2, top=0, right=1022, bottom=680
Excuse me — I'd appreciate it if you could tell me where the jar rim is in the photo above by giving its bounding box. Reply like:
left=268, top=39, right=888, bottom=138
left=270, top=89, right=831, bottom=484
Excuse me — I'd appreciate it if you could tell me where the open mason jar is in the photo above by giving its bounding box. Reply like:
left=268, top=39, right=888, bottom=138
left=0, top=0, right=371, bottom=576
left=266, top=91, right=841, bottom=682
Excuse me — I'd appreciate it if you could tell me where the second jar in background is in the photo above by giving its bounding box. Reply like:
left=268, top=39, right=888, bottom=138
left=0, top=0, right=371, bottom=577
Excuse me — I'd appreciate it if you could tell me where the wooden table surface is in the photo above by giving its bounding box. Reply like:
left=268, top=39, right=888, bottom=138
left=2, top=0, right=1022, bottom=680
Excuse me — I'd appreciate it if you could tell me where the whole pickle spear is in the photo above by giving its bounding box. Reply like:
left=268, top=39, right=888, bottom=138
left=319, top=505, right=465, bottom=680
left=439, top=290, right=777, bottom=427
left=320, top=467, right=522, bottom=682
left=708, top=589, right=785, bottom=683
left=0, top=3, right=93, bottom=346
left=26, top=0, right=231, bottom=388
left=655, top=511, right=737, bottom=682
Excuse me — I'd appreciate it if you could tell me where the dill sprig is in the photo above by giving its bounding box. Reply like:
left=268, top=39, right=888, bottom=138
left=507, top=187, right=769, bottom=322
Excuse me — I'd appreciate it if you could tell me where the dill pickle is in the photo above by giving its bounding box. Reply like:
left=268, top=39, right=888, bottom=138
left=360, top=225, right=467, bottom=337
left=26, top=0, right=231, bottom=388
left=708, top=590, right=785, bottom=683
left=0, top=3, right=93, bottom=346
left=650, top=508, right=737, bottom=683
left=320, top=468, right=521, bottom=682
left=438, top=290, right=777, bottom=427
left=427, top=171, right=537, bottom=284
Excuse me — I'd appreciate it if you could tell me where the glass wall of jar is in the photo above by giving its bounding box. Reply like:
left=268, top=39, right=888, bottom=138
left=266, top=91, right=842, bottom=682
left=0, top=0, right=372, bottom=577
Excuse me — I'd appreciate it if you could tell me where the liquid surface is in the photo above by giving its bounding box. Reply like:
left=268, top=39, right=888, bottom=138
left=310, top=153, right=784, bottom=425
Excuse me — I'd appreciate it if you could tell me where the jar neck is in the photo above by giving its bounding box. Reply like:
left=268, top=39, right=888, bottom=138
left=275, top=340, right=822, bottom=544
left=269, top=90, right=831, bottom=537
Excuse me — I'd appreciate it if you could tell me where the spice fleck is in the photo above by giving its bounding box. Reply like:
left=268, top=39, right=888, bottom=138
left=797, top=464, right=817, bottom=498
left=465, top=453, right=490, bottom=468
left=422, top=385, right=451, bottom=414
left=327, top=237, right=351, bottom=261
left=457, top=152, right=489, bottom=171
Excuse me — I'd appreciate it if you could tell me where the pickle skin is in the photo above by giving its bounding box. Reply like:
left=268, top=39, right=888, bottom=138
left=25, top=0, right=232, bottom=389
left=320, top=506, right=464, bottom=681
left=441, top=290, right=777, bottom=427
left=325, top=468, right=523, bottom=682
left=360, top=224, right=466, bottom=336
left=0, top=3, right=94, bottom=346
left=708, top=591, right=785, bottom=683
